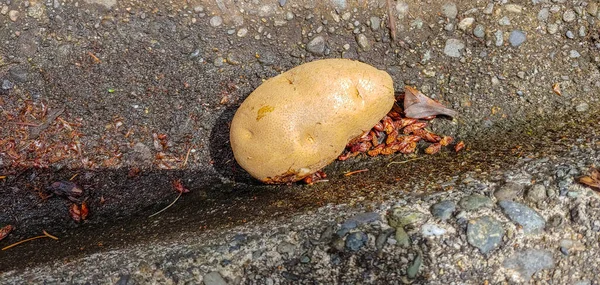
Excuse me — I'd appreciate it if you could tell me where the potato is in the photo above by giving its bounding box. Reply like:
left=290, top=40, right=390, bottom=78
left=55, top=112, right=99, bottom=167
left=229, top=59, right=394, bottom=183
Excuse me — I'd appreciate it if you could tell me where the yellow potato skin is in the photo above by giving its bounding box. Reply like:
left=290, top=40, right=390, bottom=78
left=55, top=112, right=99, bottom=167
left=229, top=59, right=394, bottom=183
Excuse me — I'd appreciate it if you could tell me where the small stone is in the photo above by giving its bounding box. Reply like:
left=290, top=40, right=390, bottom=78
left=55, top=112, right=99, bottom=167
left=27, top=2, right=44, bottom=19
left=421, top=223, right=447, bottom=236
left=341, top=12, right=351, bottom=21
left=503, top=249, right=554, bottom=283
left=2, top=79, right=14, bottom=90
left=237, top=28, right=248, bottom=37
left=396, top=2, right=409, bottom=19
left=345, top=232, right=368, bottom=251
left=9, top=67, right=28, bottom=83
left=579, top=26, right=586, bottom=37
left=257, top=52, right=276, bottom=66
left=213, top=57, right=224, bottom=67
left=387, top=208, right=427, bottom=228
left=443, top=39, right=465, bottom=58
left=9, top=10, right=18, bottom=22
left=494, top=30, right=504, bottom=46
left=441, top=3, right=458, bottom=19
left=407, top=251, right=423, bottom=279
left=444, top=23, right=455, bottom=32
left=494, top=182, right=524, bottom=201
left=209, top=16, right=223, bottom=27
left=203, top=271, right=227, bottom=285
left=575, top=102, right=589, bottom=112
left=340, top=212, right=380, bottom=233
left=547, top=23, right=558, bottom=34
left=499, top=200, right=546, bottom=234
left=473, top=24, right=485, bottom=38
left=538, top=8, right=549, bottom=21
left=483, top=3, right=494, bottom=15
left=550, top=5, right=560, bottom=13
left=517, top=71, right=526, bottom=79
left=526, top=184, right=547, bottom=202
left=356, top=34, right=371, bottom=51
left=343, top=44, right=350, bottom=50
left=458, top=17, right=474, bottom=31
left=278, top=0, right=286, bottom=7
left=375, top=228, right=395, bottom=251
left=566, top=30, right=575, bottom=39
left=369, top=16, right=381, bottom=31
left=286, top=12, right=294, bottom=20
left=559, top=239, right=585, bottom=253
left=459, top=194, right=493, bottom=211
left=569, top=50, right=580, bottom=58
left=0, top=6, right=8, bottom=15
left=431, top=200, right=456, bottom=221
left=498, top=16, right=511, bottom=26
left=563, top=9, right=576, bottom=22
left=395, top=227, right=410, bottom=247
left=467, top=216, right=504, bottom=254
left=306, top=36, right=326, bottom=55
left=570, top=204, right=587, bottom=225
left=505, top=4, right=522, bottom=13
left=588, top=2, right=598, bottom=16
left=508, top=30, right=526, bottom=47
left=276, top=241, right=296, bottom=256
left=194, top=5, right=204, bottom=13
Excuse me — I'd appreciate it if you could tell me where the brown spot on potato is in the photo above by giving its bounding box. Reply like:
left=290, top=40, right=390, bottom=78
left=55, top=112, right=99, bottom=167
left=256, top=105, right=274, bottom=121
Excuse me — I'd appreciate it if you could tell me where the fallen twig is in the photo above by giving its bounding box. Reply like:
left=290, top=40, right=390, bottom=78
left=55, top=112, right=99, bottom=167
left=2, top=230, right=58, bottom=251
left=387, top=0, right=397, bottom=41
left=88, top=52, right=101, bottom=63
left=344, top=169, right=369, bottom=176
left=29, top=108, right=65, bottom=139
left=183, top=147, right=192, bottom=167
left=386, top=156, right=424, bottom=167
left=149, top=192, right=182, bottom=218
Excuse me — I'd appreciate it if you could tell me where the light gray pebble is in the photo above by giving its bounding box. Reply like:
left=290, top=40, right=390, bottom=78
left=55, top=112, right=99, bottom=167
left=286, top=12, right=294, bottom=20
left=576, top=102, right=589, bottom=112
left=517, top=71, right=526, bottom=79
left=588, top=2, right=599, bottom=16
left=538, top=8, right=549, bottom=21
left=508, top=30, right=526, bottom=47
left=569, top=50, right=580, bottom=58
left=2, top=79, right=14, bottom=90
left=306, top=36, right=326, bottom=55
left=9, top=67, right=28, bottom=82
left=396, top=2, right=409, bottom=19
left=0, top=5, right=8, bottom=15
left=458, top=17, right=474, bottom=31
left=356, top=34, right=371, bottom=51
left=483, top=3, right=494, bottom=15
left=444, top=23, right=455, bottom=32
left=579, top=26, right=586, bottom=37
left=345, top=232, right=368, bottom=251
left=276, top=241, right=296, bottom=256
left=237, top=28, right=248, bottom=37
left=193, top=5, right=204, bottom=13
left=421, top=223, right=447, bottom=236
left=563, top=9, right=576, bottom=22
left=441, top=3, right=458, bottom=19
left=341, top=12, right=351, bottom=21
left=342, top=43, right=350, bottom=50
left=9, top=10, right=18, bottom=21
left=473, top=24, right=485, bottom=38
left=209, top=16, right=223, bottom=27
left=550, top=5, right=560, bottom=13
left=431, top=200, right=456, bottom=221
left=566, top=30, right=575, bottom=39
left=443, top=38, right=465, bottom=57
left=503, top=249, right=554, bottom=283
left=370, top=16, right=380, bottom=31
left=499, top=200, right=546, bottom=234
left=526, top=184, right=547, bottom=202
left=498, top=16, right=511, bottom=26
left=203, top=271, right=227, bottom=285
left=467, top=216, right=504, bottom=254
left=495, top=30, right=504, bottom=46
left=547, top=23, right=558, bottom=34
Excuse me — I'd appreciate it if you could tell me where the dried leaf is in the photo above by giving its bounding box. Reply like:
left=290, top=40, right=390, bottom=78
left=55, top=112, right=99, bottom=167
left=172, top=179, right=190, bottom=194
left=403, top=86, right=458, bottom=119
left=579, top=168, right=600, bottom=190
left=0, top=225, right=13, bottom=241
left=552, top=83, right=562, bottom=96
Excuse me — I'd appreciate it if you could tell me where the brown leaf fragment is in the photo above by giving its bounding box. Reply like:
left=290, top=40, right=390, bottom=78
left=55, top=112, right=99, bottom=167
left=0, top=225, right=13, bottom=241
left=552, top=83, right=562, bottom=96
left=579, top=168, right=600, bottom=190
left=69, top=204, right=82, bottom=223
left=403, top=86, right=458, bottom=119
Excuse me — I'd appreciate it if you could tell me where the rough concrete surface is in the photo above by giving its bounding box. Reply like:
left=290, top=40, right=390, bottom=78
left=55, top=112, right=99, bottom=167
left=0, top=0, right=600, bottom=284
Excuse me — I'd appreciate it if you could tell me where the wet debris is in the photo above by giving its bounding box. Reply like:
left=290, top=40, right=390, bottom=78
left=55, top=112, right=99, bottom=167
left=46, top=180, right=83, bottom=202
left=578, top=167, right=600, bottom=191
left=0, top=225, right=13, bottom=242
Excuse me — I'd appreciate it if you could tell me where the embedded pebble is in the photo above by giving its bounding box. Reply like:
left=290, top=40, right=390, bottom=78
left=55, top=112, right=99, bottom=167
left=473, top=25, right=485, bottom=38
left=526, top=184, right=547, bottom=202
left=396, top=2, right=409, bottom=19
left=503, top=249, right=554, bottom=282
left=505, top=4, right=522, bottom=13
left=421, top=223, right=447, bottom=236
left=458, top=18, right=474, bottom=31
left=498, top=16, right=511, bottom=26
left=356, top=34, right=371, bottom=51
left=483, top=3, right=494, bottom=15
left=509, top=30, right=526, bottom=47
left=340, top=212, right=380, bottom=233
left=407, top=251, right=423, bottom=279
left=213, top=57, right=224, bottom=67
left=237, top=28, right=248, bottom=37
left=431, top=200, right=455, bottom=221
left=394, top=227, right=410, bottom=247
left=579, top=26, right=586, bottom=37
left=203, top=271, right=227, bottom=285
left=9, top=10, right=18, bottom=22
left=569, top=50, right=580, bottom=58
left=387, top=208, right=427, bottom=228
left=209, top=16, right=223, bottom=27
left=499, top=200, right=546, bottom=234
left=547, top=23, right=558, bottom=35
left=566, top=30, right=575, bottom=39
left=575, top=102, right=589, bottom=112
left=345, top=232, right=368, bottom=251
left=495, top=30, right=504, bottom=46
left=441, top=3, right=458, bottom=19
left=537, top=8, right=549, bottom=21
left=9, top=67, right=29, bottom=83
left=467, top=216, right=504, bottom=254
left=494, top=182, right=524, bottom=201
left=2, top=79, right=14, bottom=90
left=306, top=36, right=326, bottom=55
left=460, top=194, right=493, bottom=211
left=369, top=16, right=380, bottom=31
left=0, top=5, right=7, bottom=15
left=443, top=39, right=465, bottom=58
left=563, top=9, right=576, bottom=22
